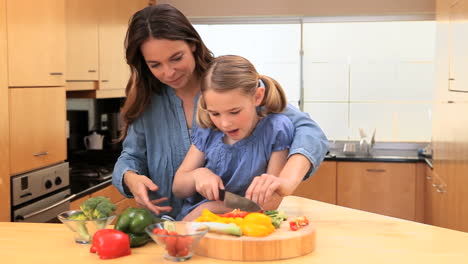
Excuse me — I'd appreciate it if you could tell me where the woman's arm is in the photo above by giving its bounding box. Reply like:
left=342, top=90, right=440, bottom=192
left=112, top=118, right=149, bottom=197
left=112, top=120, right=172, bottom=215
left=282, top=104, right=329, bottom=179
left=173, top=145, right=206, bottom=198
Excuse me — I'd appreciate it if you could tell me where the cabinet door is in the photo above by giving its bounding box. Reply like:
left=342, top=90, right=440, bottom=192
left=424, top=167, right=449, bottom=227
left=65, top=0, right=99, bottom=80
left=0, top=0, right=10, bottom=221
left=6, top=0, right=66, bottom=87
left=293, top=161, right=337, bottom=204
left=98, top=0, right=147, bottom=91
left=337, top=162, right=417, bottom=220
left=9, top=87, right=67, bottom=175
left=448, top=0, right=468, bottom=93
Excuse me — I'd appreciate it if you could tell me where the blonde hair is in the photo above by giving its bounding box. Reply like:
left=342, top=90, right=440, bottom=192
left=197, top=55, right=287, bottom=129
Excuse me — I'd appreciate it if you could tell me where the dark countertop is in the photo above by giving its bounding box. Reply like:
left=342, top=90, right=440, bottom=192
left=324, top=141, right=433, bottom=167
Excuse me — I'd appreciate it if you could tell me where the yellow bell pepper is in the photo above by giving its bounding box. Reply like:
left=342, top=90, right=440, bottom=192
left=240, top=212, right=275, bottom=237
left=194, top=210, right=275, bottom=237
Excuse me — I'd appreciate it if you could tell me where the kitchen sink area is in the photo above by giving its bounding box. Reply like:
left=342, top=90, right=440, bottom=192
left=325, top=140, right=431, bottom=165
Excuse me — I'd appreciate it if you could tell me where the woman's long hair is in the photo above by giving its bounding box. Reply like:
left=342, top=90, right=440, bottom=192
left=119, top=4, right=214, bottom=140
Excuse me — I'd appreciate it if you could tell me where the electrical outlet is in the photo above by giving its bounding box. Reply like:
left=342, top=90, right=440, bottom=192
left=101, top=113, right=108, bottom=130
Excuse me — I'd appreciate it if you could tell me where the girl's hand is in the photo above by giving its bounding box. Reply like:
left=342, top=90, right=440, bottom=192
left=245, top=173, right=284, bottom=206
left=193, top=168, right=224, bottom=201
left=123, top=171, right=173, bottom=215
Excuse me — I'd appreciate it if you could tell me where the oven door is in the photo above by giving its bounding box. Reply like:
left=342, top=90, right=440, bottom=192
left=13, top=189, right=75, bottom=223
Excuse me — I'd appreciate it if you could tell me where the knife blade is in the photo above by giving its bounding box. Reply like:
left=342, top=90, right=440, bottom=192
left=218, top=189, right=263, bottom=212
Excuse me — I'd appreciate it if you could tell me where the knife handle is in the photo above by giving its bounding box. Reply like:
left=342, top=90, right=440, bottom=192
left=218, top=188, right=225, bottom=201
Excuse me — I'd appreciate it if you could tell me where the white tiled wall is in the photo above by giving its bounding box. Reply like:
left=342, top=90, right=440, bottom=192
left=195, top=24, right=301, bottom=103
left=303, top=102, right=349, bottom=140
left=303, top=60, right=349, bottom=101
left=194, top=21, right=436, bottom=142
left=350, top=103, right=432, bottom=142
left=303, top=21, right=435, bottom=141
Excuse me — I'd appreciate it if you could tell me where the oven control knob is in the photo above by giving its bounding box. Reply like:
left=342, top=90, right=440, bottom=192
left=45, top=180, right=53, bottom=189
left=55, top=177, right=62, bottom=186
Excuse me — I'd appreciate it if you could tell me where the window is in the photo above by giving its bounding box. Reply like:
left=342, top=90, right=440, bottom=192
left=193, top=19, right=436, bottom=142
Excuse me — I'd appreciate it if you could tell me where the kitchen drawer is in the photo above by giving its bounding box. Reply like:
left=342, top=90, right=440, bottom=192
left=337, top=162, right=419, bottom=220
left=293, top=161, right=337, bottom=204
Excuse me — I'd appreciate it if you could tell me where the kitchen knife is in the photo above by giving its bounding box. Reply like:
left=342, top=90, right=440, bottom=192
left=218, top=189, right=263, bottom=212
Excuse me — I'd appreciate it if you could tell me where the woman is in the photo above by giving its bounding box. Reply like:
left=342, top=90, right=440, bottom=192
left=112, top=4, right=329, bottom=219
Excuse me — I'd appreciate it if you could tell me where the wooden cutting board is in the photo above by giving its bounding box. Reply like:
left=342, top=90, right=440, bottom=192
left=194, top=219, right=316, bottom=261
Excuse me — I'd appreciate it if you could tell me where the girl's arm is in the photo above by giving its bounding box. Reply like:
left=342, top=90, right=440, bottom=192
left=245, top=149, right=288, bottom=210
left=173, top=145, right=224, bottom=200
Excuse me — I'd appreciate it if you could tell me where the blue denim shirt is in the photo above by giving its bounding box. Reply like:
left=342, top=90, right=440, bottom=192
left=112, top=85, right=329, bottom=219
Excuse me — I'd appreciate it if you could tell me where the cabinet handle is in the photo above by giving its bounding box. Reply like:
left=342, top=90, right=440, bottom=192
left=366, top=169, right=386, bottom=173
left=449, top=78, right=455, bottom=81
left=33, top=151, right=49, bottom=157
left=426, top=175, right=432, bottom=180
left=49, top=72, right=63, bottom=76
left=101, top=80, right=109, bottom=82
left=436, top=187, right=446, bottom=193
left=88, top=70, right=97, bottom=73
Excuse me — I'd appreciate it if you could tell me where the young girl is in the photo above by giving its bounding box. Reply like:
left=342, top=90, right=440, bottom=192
left=173, top=55, right=298, bottom=220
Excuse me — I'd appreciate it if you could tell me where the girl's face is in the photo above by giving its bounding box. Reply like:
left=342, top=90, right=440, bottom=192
left=140, top=38, right=197, bottom=90
left=204, top=87, right=264, bottom=144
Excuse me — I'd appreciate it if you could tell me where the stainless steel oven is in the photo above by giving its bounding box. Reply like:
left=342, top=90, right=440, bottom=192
left=11, top=162, right=76, bottom=223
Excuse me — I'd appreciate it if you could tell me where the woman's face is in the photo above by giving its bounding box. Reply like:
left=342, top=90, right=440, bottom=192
left=204, top=87, right=264, bottom=144
left=140, top=38, right=197, bottom=90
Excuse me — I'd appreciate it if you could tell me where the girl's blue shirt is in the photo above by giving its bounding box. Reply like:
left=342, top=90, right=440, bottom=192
left=112, top=85, right=329, bottom=219
left=177, top=113, right=294, bottom=220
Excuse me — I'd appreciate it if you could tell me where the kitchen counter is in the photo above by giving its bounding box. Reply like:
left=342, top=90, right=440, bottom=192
left=1, top=196, right=467, bottom=263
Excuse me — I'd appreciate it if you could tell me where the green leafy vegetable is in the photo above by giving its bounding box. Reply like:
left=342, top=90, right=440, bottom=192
left=264, top=210, right=288, bottom=229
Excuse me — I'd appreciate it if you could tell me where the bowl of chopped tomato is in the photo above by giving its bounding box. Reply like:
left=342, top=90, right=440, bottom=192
left=145, top=221, right=209, bottom=262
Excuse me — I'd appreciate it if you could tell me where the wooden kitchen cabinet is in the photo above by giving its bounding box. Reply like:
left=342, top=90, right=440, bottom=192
left=293, top=161, right=337, bottom=204
left=9, top=87, right=67, bottom=175
left=0, top=0, right=10, bottom=222
left=424, top=166, right=449, bottom=227
left=98, top=0, right=147, bottom=92
left=65, top=0, right=148, bottom=98
left=70, top=185, right=139, bottom=214
left=448, top=0, right=468, bottom=94
left=337, top=162, right=422, bottom=221
left=6, top=0, right=66, bottom=87
left=65, top=0, right=99, bottom=81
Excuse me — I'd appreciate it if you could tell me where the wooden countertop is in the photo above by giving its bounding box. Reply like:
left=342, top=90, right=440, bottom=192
left=1, top=196, right=467, bottom=263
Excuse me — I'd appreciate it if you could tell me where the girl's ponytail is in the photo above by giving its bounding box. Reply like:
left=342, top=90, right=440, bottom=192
left=258, top=75, right=287, bottom=116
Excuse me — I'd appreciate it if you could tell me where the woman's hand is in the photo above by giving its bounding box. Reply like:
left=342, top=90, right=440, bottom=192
left=245, top=173, right=284, bottom=206
left=123, top=171, right=172, bottom=215
left=193, top=168, right=224, bottom=201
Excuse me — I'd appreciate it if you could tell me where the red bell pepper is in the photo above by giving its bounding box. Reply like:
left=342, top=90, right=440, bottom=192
left=289, top=221, right=299, bottom=231
left=90, top=229, right=131, bottom=260
left=289, top=216, right=310, bottom=231
left=219, top=209, right=250, bottom=218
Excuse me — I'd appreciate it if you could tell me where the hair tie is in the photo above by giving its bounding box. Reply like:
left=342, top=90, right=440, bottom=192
left=258, top=78, right=265, bottom=88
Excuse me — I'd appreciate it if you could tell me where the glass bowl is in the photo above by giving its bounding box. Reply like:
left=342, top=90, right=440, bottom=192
left=145, top=222, right=209, bottom=262
left=58, top=210, right=116, bottom=244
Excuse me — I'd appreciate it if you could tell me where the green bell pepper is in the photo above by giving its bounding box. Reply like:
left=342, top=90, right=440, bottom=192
left=114, top=207, right=162, bottom=247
